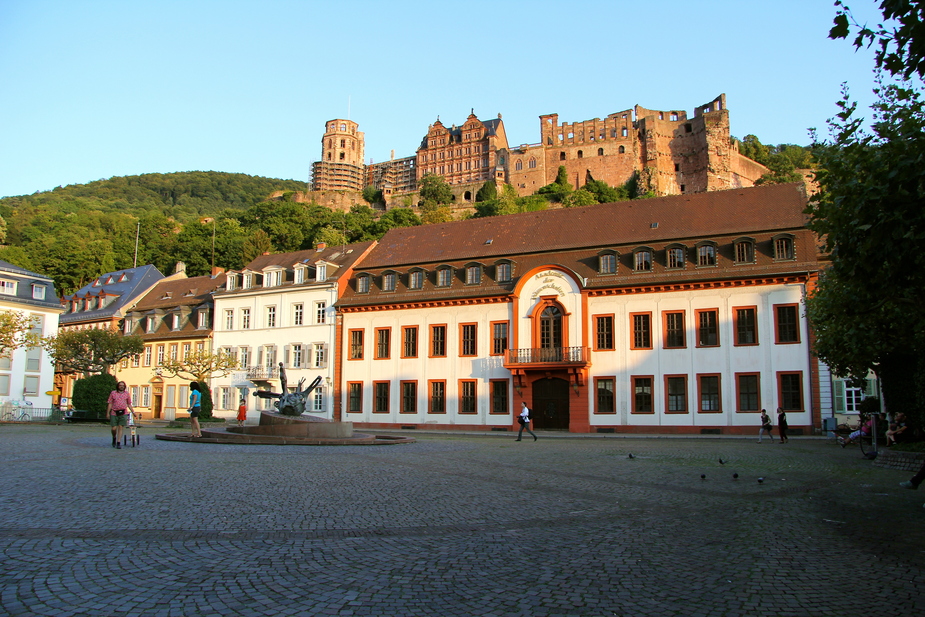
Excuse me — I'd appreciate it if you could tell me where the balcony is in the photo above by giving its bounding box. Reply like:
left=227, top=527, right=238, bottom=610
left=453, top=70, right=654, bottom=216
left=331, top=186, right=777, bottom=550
left=246, top=366, right=280, bottom=381
left=504, top=347, right=590, bottom=367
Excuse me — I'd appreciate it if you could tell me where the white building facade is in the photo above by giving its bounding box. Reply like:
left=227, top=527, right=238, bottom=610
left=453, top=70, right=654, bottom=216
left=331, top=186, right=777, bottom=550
left=210, top=242, right=375, bottom=421
left=338, top=184, right=823, bottom=434
left=0, top=261, right=62, bottom=413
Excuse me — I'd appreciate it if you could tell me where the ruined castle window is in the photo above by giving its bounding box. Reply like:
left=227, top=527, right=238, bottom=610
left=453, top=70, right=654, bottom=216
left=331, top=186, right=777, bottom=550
left=598, top=148, right=604, bottom=156
left=685, top=123, right=692, bottom=133
left=666, top=246, right=686, bottom=269
left=697, top=243, right=717, bottom=267
left=340, top=139, right=345, bottom=147
left=634, top=249, right=653, bottom=272
left=464, top=191, right=472, bottom=201
left=610, top=129, right=617, bottom=138
left=327, top=139, right=332, bottom=148
left=621, top=127, right=628, bottom=137
left=618, top=146, right=625, bottom=154
left=515, top=159, right=523, bottom=171
left=670, top=113, right=679, bottom=121
left=680, top=185, right=686, bottom=192
left=674, top=163, right=680, bottom=172
left=528, top=158, right=536, bottom=168
left=327, top=153, right=332, bottom=160
left=577, top=150, right=583, bottom=159
left=659, top=113, right=664, bottom=120
left=599, top=252, right=617, bottom=275
left=559, top=152, right=566, bottom=161
left=568, top=133, right=574, bottom=139
left=339, top=153, right=345, bottom=161
left=340, top=123, right=346, bottom=131
left=558, top=134, right=564, bottom=141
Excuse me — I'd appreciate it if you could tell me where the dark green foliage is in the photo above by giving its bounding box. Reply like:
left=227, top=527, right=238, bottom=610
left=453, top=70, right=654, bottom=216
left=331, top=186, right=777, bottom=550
left=475, top=181, right=497, bottom=202
left=584, top=179, right=629, bottom=203
left=199, top=384, right=214, bottom=420
left=736, top=135, right=814, bottom=185
left=418, top=174, right=454, bottom=205
left=806, top=80, right=925, bottom=433
left=831, top=0, right=925, bottom=80
left=362, top=185, right=384, bottom=205
left=73, top=373, right=118, bottom=417
left=537, top=166, right=574, bottom=202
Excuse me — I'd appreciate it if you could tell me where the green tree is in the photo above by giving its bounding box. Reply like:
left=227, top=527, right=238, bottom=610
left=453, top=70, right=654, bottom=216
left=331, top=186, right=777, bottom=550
left=418, top=174, right=454, bottom=205
left=43, top=329, right=145, bottom=376
left=0, top=311, right=39, bottom=358
left=537, top=166, right=574, bottom=202
left=831, top=0, right=925, bottom=80
left=362, top=185, right=384, bottom=205
left=738, top=134, right=772, bottom=165
left=242, top=230, right=272, bottom=264
left=370, top=208, right=421, bottom=236
left=806, top=81, right=925, bottom=429
left=475, top=180, right=497, bottom=202
left=73, top=373, right=118, bottom=417
left=755, top=154, right=804, bottom=185
left=561, top=188, right=599, bottom=208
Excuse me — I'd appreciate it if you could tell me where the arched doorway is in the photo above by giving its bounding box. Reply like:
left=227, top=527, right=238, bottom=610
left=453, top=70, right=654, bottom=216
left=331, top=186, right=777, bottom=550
left=531, top=377, right=569, bottom=430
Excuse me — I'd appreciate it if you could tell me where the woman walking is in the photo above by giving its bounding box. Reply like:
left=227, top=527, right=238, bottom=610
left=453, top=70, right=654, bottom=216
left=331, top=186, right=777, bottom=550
left=757, top=409, right=774, bottom=443
left=189, top=382, right=203, bottom=438
left=777, top=407, right=789, bottom=443
left=516, top=402, right=537, bottom=442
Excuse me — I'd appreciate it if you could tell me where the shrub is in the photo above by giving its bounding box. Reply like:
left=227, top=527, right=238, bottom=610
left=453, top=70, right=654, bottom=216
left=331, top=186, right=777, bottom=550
left=73, top=374, right=118, bottom=417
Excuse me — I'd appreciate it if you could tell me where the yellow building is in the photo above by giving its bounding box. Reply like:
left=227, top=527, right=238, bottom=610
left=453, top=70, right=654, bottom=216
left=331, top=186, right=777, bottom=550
left=116, top=270, right=226, bottom=420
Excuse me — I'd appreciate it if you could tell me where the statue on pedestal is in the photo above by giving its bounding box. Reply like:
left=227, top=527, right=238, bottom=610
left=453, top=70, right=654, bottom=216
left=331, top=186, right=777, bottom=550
left=254, top=362, right=323, bottom=416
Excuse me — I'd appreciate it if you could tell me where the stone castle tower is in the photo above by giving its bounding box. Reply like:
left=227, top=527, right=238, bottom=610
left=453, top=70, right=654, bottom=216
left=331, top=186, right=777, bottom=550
left=311, top=119, right=365, bottom=191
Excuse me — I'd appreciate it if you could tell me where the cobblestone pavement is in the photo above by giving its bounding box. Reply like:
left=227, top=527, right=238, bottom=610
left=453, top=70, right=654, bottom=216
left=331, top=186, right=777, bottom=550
left=1, top=425, right=923, bottom=617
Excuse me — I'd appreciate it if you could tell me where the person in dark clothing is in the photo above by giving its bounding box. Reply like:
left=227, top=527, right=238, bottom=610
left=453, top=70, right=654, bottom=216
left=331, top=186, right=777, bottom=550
left=516, top=402, right=537, bottom=442
left=777, top=407, right=789, bottom=443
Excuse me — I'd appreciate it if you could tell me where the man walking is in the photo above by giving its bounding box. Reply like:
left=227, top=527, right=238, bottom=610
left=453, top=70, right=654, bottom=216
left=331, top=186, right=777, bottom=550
left=516, top=402, right=537, bottom=442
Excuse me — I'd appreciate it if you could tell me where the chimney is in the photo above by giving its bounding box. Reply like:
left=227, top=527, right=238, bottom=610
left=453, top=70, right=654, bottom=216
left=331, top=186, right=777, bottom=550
left=211, top=266, right=225, bottom=277
left=175, top=261, right=186, bottom=274
left=315, top=242, right=327, bottom=251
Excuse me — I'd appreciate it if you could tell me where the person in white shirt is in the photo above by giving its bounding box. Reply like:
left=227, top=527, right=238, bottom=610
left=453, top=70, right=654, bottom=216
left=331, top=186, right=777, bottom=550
left=516, top=402, right=537, bottom=442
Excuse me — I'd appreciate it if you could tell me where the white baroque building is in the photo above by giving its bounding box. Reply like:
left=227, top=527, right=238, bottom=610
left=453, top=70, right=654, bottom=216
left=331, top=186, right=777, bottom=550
left=210, top=242, right=375, bottom=421
left=0, top=260, right=62, bottom=411
left=337, top=183, right=823, bottom=434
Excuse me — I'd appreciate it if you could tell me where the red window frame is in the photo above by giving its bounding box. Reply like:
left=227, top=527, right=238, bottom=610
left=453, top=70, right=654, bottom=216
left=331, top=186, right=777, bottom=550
left=459, top=323, right=477, bottom=357
left=777, top=371, right=804, bottom=411
left=774, top=303, right=801, bottom=344
left=373, top=381, right=390, bottom=413
left=401, top=326, right=418, bottom=359
left=695, top=309, right=720, bottom=348
left=374, top=327, right=391, bottom=360
left=697, top=373, right=722, bottom=413
left=664, top=374, right=688, bottom=413
left=593, top=314, right=615, bottom=351
left=631, top=375, right=654, bottom=414
left=430, top=324, right=447, bottom=358
left=458, top=379, right=477, bottom=414
left=662, top=310, right=686, bottom=349
left=400, top=380, right=417, bottom=413
left=735, top=372, right=761, bottom=412
left=733, top=306, right=759, bottom=346
left=428, top=380, right=446, bottom=414
left=594, top=376, right=616, bottom=414
left=630, top=312, right=652, bottom=350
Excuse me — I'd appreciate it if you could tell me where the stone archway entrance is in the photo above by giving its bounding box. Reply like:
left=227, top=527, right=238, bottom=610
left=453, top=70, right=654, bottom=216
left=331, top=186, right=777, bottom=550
left=531, top=377, right=570, bottom=430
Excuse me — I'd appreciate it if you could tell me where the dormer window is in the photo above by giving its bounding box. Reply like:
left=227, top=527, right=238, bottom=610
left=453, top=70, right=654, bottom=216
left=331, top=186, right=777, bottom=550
left=198, top=310, right=209, bottom=329
left=496, top=262, right=512, bottom=283
left=466, top=265, right=481, bottom=285
left=357, top=274, right=370, bottom=293
left=29, top=284, right=44, bottom=300
left=264, top=270, right=282, bottom=287
left=294, top=267, right=305, bottom=284
left=316, top=264, right=327, bottom=282
left=123, top=318, right=133, bottom=335
left=383, top=272, right=397, bottom=292
left=171, top=314, right=181, bottom=331
left=734, top=238, right=756, bottom=264
left=437, top=267, right=452, bottom=287
left=0, top=280, right=16, bottom=295
left=243, top=274, right=253, bottom=289
left=409, top=270, right=424, bottom=290
left=633, top=249, right=653, bottom=272
left=118, top=273, right=128, bottom=282
left=773, top=234, right=795, bottom=260
left=226, top=275, right=237, bottom=291
left=666, top=245, right=686, bottom=269
left=599, top=252, right=617, bottom=275
left=696, top=242, right=717, bottom=267
left=146, top=316, right=156, bottom=332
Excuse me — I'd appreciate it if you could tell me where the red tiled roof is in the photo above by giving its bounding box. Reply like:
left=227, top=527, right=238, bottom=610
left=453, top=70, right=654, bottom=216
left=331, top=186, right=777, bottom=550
left=242, top=241, right=376, bottom=273
left=361, top=183, right=808, bottom=268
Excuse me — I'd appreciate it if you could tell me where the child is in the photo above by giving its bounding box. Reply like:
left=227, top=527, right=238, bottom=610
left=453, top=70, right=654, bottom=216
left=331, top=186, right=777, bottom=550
left=237, top=398, right=247, bottom=427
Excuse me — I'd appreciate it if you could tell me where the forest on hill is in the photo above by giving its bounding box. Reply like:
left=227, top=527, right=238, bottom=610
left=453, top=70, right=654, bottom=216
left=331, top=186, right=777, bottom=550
left=0, top=135, right=810, bottom=296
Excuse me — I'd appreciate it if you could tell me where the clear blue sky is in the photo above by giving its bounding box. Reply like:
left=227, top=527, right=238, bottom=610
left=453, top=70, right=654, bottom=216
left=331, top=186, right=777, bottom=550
left=0, top=0, right=887, bottom=198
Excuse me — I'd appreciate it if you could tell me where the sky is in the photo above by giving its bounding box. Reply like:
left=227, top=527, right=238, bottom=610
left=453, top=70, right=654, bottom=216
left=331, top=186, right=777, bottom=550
left=0, top=0, right=890, bottom=198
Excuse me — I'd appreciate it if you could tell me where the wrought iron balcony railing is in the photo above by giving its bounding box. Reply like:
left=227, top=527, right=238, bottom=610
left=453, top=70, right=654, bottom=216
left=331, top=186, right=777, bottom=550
left=504, top=347, right=590, bottom=365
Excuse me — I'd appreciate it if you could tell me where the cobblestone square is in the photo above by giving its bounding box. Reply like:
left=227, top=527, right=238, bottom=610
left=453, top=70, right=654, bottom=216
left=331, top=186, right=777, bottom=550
left=1, top=425, right=923, bottom=616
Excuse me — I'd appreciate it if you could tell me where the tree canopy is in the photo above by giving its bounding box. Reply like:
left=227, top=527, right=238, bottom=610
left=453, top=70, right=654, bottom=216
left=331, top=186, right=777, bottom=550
left=806, top=0, right=925, bottom=429
left=0, top=311, right=39, bottom=358
left=43, top=328, right=145, bottom=376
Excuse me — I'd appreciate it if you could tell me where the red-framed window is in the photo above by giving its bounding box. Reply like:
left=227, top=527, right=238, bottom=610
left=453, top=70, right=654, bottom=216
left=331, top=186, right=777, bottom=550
left=428, top=380, right=446, bottom=414
left=697, top=374, right=722, bottom=412
left=733, top=306, right=758, bottom=346
left=735, top=372, right=761, bottom=412
left=373, top=381, right=390, bottom=413
left=490, top=321, right=509, bottom=356
left=347, top=382, right=363, bottom=413
left=594, top=315, right=615, bottom=350
left=774, top=304, right=800, bottom=344
left=630, top=312, right=652, bottom=350
left=631, top=375, right=654, bottom=413
left=777, top=371, right=804, bottom=411
left=695, top=309, right=719, bottom=347
left=663, top=311, right=686, bottom=349
left=401, top=326, right=418, bottom=358
left=594, top=377, right=616, bottom=414
left=375, top=327, right=391, bottom=359
left=459, top=380, right=477, bottom=414
left=430, top=324, right=447, bottom=357
left=489, top=379, right=509, bottom=414
left=460, top=323, right=477, bottom=356
left=348, top=329, right=364, bottom=360
left=400, top=380, right=417, bottom=413
left=664, top=375, right=688, bottom=413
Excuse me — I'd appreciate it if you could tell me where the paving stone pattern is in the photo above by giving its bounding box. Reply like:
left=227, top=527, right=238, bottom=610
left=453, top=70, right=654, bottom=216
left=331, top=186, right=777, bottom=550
left=1, top=425, right=923, bottom=616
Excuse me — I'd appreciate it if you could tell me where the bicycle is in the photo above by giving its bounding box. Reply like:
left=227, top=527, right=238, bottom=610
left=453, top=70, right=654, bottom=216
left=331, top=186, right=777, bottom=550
left=1, top=401, right=33, bottom=423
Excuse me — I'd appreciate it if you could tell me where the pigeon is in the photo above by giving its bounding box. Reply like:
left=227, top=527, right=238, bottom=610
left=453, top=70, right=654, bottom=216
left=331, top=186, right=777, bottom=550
left=733, top=473, right=739, bottom=479
left=627, top=453, right=635, bottom=459
left=700, top=474, right=706, bottom=480
left=757, top=477, right=764, bottom=484
left=718, top=458, right=726, bottom=465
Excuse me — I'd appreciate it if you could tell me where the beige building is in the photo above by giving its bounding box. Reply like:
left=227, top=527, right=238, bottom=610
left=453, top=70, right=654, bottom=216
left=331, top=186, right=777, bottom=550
left=116, top=270, right=227, bottom=420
